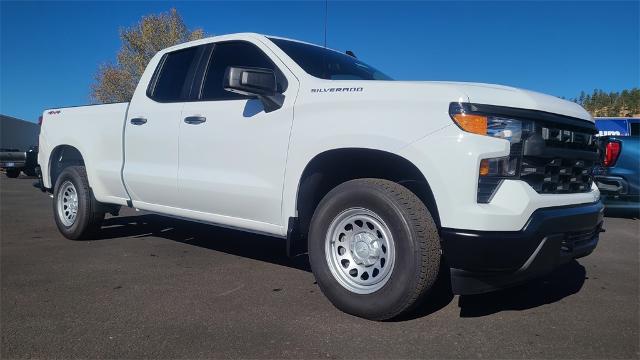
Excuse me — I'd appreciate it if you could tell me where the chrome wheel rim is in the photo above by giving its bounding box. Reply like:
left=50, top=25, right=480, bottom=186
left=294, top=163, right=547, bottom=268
left=57, top=181, right=78, bottom=227
left=325, top=207, right=395, bottom=294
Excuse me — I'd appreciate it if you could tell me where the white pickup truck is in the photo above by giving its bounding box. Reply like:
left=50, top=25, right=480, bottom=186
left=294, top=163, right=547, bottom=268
left=38, top=33, right=604, bottom=320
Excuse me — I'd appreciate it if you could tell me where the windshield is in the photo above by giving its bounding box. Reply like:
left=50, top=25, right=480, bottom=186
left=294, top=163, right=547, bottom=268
left=269, top=37, right=393, bottom=81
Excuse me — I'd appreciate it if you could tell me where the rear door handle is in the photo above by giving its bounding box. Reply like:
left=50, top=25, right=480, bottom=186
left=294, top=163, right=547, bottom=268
left=184, top=116, right=207, bottom=125
left=130, top=117, right=147, bottom=125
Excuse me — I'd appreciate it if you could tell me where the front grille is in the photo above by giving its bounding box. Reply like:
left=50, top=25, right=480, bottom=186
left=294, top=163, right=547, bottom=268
left=520, top=158, right=594, bottom=194
left=516, top=123, right=598, bottom=194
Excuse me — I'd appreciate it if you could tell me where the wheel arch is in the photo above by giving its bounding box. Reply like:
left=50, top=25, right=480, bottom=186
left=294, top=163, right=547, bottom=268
left=48, top=144, right=86, bottom=189
left=287, top=147, right=440, bottom=256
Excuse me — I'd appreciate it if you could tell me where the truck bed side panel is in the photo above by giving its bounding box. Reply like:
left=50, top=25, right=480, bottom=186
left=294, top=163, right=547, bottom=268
left=39, top=103, right=130, bottom=205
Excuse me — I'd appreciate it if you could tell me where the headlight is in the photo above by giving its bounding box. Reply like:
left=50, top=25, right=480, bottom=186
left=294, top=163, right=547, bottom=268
left=487, top=117, right=523, bottom=142
left=449, top=103, right=535, bottom=143
left=449, top=103, right=534, bottom=203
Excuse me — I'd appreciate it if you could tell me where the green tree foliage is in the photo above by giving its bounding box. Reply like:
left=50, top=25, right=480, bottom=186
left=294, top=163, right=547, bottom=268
left=91, top=9, right=204, bottom=103
left=573, top=88, right=640, bottom=117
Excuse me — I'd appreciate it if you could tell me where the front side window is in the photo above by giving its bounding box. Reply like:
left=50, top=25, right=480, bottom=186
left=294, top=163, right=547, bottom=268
left=200, top=41, right=287, bottom=101
left=269, top=37, right=392, bottom=81
left=149, top=46, right=200, bottom=101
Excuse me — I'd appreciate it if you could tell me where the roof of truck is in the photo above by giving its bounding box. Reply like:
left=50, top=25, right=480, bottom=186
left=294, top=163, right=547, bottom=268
left=162, top=32, right=345, bottom=57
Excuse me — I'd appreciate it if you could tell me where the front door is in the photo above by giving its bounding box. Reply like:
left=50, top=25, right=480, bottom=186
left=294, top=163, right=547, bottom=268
left=178, top=41, right=298, bottom=228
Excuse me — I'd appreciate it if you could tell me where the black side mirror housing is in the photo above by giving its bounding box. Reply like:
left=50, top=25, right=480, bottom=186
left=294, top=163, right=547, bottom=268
left=224, top=66, right=284, bottom=113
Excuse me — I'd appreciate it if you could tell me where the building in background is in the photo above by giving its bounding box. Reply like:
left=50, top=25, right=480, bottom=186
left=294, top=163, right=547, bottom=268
left=0, top=115, right=39, bottom=150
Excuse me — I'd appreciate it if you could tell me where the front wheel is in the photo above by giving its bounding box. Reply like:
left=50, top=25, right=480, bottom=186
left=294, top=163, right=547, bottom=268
left=308, top=179, right=441, bottom=320
left=53, top=166, right=104, bottom=240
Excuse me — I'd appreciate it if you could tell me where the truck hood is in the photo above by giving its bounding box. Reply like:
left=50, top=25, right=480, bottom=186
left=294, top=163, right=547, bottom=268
left=421, top=81, right=593, bottom=122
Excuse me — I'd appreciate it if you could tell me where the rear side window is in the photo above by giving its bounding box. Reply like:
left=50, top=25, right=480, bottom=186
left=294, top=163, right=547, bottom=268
left=149, top=46, right=199, bottom=102
left=200, top=41, right=287, bottom=101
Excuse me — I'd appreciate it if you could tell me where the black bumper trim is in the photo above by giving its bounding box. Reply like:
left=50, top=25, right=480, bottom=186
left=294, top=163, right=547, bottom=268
left=441, top=201, right=604, bottom=295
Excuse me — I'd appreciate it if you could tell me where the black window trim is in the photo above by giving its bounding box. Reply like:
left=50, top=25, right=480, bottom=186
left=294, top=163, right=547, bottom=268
left=192, top=40, right=289, bottom=103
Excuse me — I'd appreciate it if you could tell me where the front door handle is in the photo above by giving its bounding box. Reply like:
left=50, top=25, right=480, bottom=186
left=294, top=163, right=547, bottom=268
left=184, top=116, right=207, bottom=125
left=130, top=117, right=147, bottom=125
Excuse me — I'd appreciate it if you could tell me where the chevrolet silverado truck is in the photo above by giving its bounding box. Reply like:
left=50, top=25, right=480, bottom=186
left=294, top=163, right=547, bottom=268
left=38, top=33, right=603, bottom=320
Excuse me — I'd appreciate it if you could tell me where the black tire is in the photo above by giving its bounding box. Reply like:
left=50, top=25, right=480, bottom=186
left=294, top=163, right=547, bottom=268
left=52, top=166, right=104, bottom=240
left=5, top=168, right=21, bottom=178
left=308, top=179, right=441, bottom=320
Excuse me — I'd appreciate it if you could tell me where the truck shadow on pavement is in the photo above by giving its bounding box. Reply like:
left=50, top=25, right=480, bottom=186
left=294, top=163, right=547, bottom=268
left=97, top=213, right=587, bottom=320
left=99, top=214, right=311, bottom=272
left=456, top=261, right=586, bottom=318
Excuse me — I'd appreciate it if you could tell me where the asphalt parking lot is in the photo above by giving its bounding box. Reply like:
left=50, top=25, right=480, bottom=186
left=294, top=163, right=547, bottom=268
left=1, top=177, right=638, bottom=359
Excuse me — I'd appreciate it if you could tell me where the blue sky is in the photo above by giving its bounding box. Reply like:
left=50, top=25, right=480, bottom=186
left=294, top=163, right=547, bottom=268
left=1, top=1, right=638, bottom=122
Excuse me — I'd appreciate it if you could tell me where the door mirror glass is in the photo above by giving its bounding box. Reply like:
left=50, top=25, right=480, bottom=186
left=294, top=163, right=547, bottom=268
left=224, top=66, right=284, bottom=112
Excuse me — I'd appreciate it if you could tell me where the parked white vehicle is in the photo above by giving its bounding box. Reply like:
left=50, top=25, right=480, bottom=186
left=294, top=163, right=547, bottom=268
left=38, top=33, right=604, bottom=320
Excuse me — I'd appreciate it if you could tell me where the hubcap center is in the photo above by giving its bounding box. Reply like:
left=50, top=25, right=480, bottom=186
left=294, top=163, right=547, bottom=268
left=350, top=232, right=379, bottom=266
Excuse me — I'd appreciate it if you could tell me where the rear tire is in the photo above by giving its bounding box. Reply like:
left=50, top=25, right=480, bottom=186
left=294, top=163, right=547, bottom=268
left=5, top=169, right=20, bottom=178
left=308, top=178, right=441, bottom=320
left=52, top=166, right=104, bottom=240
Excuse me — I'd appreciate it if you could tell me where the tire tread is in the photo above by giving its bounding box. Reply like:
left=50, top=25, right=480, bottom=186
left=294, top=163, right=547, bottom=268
left=358, top=179, right=440, bottom=320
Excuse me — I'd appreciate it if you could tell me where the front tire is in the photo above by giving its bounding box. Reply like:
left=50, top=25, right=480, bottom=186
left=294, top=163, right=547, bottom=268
left=53, top=166, right=104, bottom=240
left=308, top=179, right=441, bottom=320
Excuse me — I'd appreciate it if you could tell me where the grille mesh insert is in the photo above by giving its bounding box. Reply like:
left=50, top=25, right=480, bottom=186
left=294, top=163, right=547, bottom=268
left=520, top=157, right=594, bottom=194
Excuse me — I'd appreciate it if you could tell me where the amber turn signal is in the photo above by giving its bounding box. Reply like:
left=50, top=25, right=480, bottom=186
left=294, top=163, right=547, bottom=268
left=479, top=159, right=490, bottom=176
left=452, top=114, right=488, bottom=135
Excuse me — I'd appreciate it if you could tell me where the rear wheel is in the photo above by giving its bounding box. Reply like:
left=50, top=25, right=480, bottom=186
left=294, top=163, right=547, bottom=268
left=53, top=166, right=104, bottom=240
left=5, top=169, right=20, bottom=178
left=308, top=179, right=441, bottom=320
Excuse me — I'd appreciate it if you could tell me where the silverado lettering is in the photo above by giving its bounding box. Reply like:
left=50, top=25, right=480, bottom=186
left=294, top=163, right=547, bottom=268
left=311, top=87, right=363, bottom=93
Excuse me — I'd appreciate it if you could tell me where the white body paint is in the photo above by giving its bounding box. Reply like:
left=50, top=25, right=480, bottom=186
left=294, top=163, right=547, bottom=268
left=38, top=33, right=598, bottom=237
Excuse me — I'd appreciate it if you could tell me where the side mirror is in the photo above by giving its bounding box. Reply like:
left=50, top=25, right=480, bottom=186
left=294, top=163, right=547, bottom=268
left=224, top=66, right=284, bottom=113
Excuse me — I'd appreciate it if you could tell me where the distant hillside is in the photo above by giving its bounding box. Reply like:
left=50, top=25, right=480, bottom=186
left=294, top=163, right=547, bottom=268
left=572, top=88, right=640, bottom=117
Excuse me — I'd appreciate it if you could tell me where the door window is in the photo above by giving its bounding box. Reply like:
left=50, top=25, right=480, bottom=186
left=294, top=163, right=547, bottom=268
left=148, top=46, right=200, bottom=102
left=200, top=41, right=287, bottom=101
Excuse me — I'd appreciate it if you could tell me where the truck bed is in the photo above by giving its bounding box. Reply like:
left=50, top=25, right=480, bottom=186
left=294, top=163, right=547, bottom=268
left=38, top=102, right=130, bottom=205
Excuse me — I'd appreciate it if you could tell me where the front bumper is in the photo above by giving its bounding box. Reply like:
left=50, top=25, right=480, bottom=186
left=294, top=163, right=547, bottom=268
left=441, top=201, right=604, bottom=295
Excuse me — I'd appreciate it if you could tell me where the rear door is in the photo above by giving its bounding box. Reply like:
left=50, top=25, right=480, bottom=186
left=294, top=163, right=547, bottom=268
left=178, top=40, right=298, bottom=227
left=123, top=45, right=204, bottom=208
